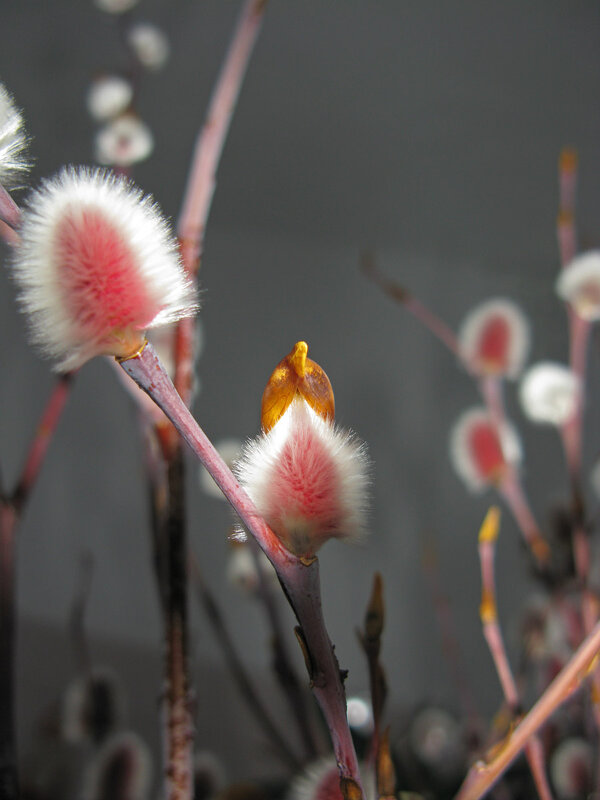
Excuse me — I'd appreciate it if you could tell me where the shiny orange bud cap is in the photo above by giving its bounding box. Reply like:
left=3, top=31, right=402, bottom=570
left=261, top=341, right=335, bottom=432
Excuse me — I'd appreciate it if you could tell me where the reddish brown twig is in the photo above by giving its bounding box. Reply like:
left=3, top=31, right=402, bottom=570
left=357, top=573, right=387, bottom=768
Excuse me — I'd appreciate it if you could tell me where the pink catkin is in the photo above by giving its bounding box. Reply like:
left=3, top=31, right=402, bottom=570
left=267, top=423, right=343, bottom=548
left=476, top=314, right=510, bottom=371
left=468, top=421, right=505, bottom=481
left=55, top=208, right=160, bottom=341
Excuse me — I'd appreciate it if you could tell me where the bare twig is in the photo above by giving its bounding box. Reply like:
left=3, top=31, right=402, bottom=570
left=477, top=508, right=553, bottom=800
left=454, top=620, right=600, bottom=800
left=361, top=252, right=461, bottom=358
left=177, top=0, right=269, bottom=274
left=357, top=573, right=387, bottom=767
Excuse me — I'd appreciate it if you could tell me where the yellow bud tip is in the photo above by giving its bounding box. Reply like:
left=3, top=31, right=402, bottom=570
left=559, top=147, right=578, bottom=173
left=479, top=506, right=501, bottom=544
left=290, top=341, right=308, bottom=378
left=261, top=341, right=335, bottom=431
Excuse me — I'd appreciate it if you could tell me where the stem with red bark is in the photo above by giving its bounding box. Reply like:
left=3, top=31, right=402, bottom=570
left=120, top=343, right=364, bottom=799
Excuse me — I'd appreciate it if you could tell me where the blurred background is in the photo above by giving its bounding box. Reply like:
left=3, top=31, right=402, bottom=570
left=1, top=0, right=600, bottom=790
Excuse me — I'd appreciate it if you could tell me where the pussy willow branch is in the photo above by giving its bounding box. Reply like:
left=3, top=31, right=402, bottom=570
left=556, top=149, right=587, bottom=495
left=177, top=0, right=268, bottom=274
left=554, top=150, right=600, bottom=757
left=363, top=253, right=548, bottom=568
left=361, top=252, right=461, bottom=358
left=0, top=372, right=72, bottom=800
left=248, top=538, right=321, bottom=761
left=120, top=344, right=365, bottom=800
left=189, top=552, right=301, bottom=769
left=173, top=0, right=268, bottom=407
left=454, top=620, right=600, bottom=800
left=477, top=510, right=553, bottom=800
left=0, top=185, right=20, bottom=233
left=138, top=4, right=269, bottom=796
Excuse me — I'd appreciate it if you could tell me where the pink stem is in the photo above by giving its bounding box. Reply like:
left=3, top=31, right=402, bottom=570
left=557, top=214, right=577, bottom=268
left=119, top=343, right=364, bottom=798
left=479, top=535, right=554, bottom=800
left=557, top=148, right=577, bottom=265
left=498, top=471, right=549, bottom=568
left=561, top=313, right=590, bottom=482
left=454, top=621, right=600, bottom=800
left=361, top=255, right=462, bottom=359
left=402, top=294, right=462, bottom=359
left=0, top=220, right=18, bottom=247
left=558, top=150, right=577, bottom=217
left=12, top=373, right=73, bottom=509
left=0, top=185, right=20, bottom=231
left=478, top=376, right=506, bottom=432
left=173, top=0, right=267, bottom=406
left=177, top=0, right=268, bottom=273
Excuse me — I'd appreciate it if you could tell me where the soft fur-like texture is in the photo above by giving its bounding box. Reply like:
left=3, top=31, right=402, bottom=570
left=449, top=407, right=522, bottom=492
left=458, top=297, right=529, bottom=379
left=550, top=738, right=593, bottom=800
left=0, top=82, right=29, bottom=188
left=86, top=76, right=133, bottom=121
left=95, top=115, right=154, bottom=167
left=519, top=361, right=579, bottom=426
left=11, top=166, right=198, bottom=370
left=556, top=250, right=600, bottom=321
left=287, top=757, right=374, bottom=800
left=235, top=398, right=369, bottom=557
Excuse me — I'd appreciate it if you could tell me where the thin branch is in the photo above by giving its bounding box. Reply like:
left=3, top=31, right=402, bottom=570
left=0, top=185, right=20, bottom=232
left=477, top=508, right=553, bottom=800
left=363, top=253, right=548, bottom=568
left=248, top=538, right=321, bottom=761
left=161, top=450, right=194, bottom=800
left=12, top=372, right=73, bottom=512
left=361, top=252, right=461, bottom=359
left=120, top=342, right=365, bottom=800
left=177, top=0, right=269, bottom=274
left=454, top=620, right=600, bottom=800
left=174, top=0, right=268, bottom=407
left=356, top=573, right=387, bottom=767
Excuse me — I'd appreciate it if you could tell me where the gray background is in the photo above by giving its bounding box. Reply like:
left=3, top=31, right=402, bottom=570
left=2, top=0, right=600, bottom=785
